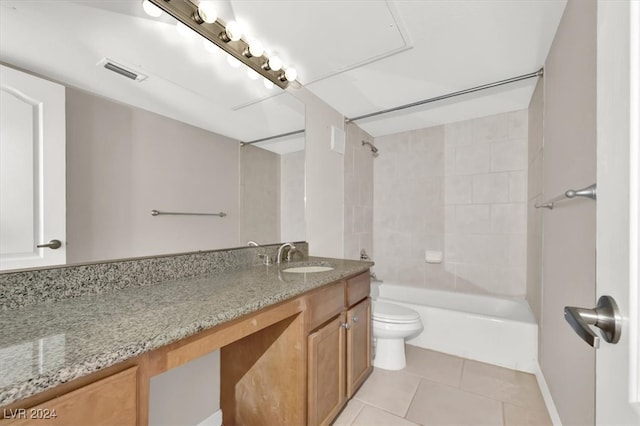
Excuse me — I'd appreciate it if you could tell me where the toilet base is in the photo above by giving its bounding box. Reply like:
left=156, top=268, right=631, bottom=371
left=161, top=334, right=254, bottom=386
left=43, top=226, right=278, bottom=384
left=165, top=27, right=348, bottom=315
left=373, top=337, right=407, bottom=370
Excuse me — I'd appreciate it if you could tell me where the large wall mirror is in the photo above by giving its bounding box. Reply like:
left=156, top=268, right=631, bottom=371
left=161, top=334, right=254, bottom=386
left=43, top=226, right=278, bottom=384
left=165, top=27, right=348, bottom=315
left=0, top=0, right=305, bottom=271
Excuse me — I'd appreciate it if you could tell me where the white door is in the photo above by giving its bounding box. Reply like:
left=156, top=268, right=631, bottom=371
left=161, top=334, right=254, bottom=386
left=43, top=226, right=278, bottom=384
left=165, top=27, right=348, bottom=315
left=595, top=1, right=640, bottom=424
left=0, top=64, right=66, bottom=270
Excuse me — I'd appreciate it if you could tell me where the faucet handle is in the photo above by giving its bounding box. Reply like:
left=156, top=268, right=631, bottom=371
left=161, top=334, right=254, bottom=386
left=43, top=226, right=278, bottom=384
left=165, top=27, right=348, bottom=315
left=258, top=254, right=272, bottom=265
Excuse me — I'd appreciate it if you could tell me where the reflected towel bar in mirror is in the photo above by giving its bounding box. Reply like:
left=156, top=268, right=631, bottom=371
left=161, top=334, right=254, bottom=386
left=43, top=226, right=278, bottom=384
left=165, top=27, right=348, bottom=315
left=535, top=183, right=597, bottom=210
left=151, top=210, right=227, bottom=217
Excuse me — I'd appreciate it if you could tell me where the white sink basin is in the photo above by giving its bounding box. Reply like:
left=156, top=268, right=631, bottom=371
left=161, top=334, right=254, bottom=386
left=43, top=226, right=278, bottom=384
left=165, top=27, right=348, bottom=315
left=282, top=265, right=335, bottom=273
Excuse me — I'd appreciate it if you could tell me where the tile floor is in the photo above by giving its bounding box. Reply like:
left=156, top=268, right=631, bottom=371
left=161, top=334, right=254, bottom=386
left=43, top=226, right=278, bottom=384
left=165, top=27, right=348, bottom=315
left=333, top=345, right=552, bottom=426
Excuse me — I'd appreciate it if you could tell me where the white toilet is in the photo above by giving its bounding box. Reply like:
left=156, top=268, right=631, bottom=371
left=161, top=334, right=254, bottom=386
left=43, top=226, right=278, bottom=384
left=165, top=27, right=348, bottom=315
left=371, top=291, right=423, bottom=371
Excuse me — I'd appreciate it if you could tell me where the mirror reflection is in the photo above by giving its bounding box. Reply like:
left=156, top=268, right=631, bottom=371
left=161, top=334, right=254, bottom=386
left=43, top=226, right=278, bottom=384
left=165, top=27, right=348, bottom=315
left=0, top=0, right=305, bottom=271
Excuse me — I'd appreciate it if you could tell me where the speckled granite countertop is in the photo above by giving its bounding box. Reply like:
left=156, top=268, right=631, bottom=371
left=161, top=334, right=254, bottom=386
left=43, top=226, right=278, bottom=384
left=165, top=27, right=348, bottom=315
left=0, top=256, right=372, bottom=406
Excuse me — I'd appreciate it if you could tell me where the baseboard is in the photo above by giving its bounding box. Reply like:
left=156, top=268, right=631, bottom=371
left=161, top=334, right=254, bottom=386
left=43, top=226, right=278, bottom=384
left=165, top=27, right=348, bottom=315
left=197, top=410, right=223, bottom=426
left=534, top=363, right=563, bottom=426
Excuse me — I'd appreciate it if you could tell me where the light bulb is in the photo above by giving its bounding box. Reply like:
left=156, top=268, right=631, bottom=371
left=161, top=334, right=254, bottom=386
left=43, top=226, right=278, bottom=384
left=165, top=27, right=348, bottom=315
left=267, top=55, right=282, bottom=71
left=142, top=0, right=162, bottom=18
left=263, top=79, right=274, bottom=90
left=225, top=21, right=242, bottom=42
left=227, top=56, right=241, bottom=68
left=247, top=69, right=260, bottom=80
left=203, top=39, right=217, bottom=53
left=246, top=39, right=264, bottom=58
left=196, top=1, right=217, bottom=24
left=284, top=67, right=298, bottom=82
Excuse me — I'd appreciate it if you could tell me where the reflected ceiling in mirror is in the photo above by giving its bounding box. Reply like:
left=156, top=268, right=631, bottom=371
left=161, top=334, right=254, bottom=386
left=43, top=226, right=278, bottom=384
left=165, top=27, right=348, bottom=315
left=0, top=0, right=304, bottom=142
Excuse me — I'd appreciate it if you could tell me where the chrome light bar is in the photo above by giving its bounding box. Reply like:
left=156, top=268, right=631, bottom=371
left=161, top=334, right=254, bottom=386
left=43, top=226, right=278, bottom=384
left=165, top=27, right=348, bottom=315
left=149, top=0, right=291, bottom=89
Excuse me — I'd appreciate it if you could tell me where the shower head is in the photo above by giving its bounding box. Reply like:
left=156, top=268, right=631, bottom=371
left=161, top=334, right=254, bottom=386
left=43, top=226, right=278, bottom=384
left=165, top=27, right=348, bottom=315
left=361, top=140, right=379, bottom=155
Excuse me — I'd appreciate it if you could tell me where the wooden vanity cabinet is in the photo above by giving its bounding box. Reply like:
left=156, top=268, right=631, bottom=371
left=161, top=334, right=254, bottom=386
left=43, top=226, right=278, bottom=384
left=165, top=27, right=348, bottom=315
left=346, top=297, right=372, bottom=398
left=4, top=367, right=137, bottom=426
left=307, top=271, right=372, bottom=426
left=307, top=312, right=347, bottom=426
left=2, top=270, right=372, bottom=426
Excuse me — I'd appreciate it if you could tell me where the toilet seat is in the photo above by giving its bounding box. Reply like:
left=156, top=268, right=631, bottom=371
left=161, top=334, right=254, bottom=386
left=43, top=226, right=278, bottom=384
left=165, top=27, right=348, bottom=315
left=373, top=301, right=420, bottom=324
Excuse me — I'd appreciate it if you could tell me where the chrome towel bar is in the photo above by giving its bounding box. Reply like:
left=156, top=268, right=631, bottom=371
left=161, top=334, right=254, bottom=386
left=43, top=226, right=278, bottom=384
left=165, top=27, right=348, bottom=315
left=535, top=183, right=597, bottom=210
left=151, top=210, right=227, bottom=217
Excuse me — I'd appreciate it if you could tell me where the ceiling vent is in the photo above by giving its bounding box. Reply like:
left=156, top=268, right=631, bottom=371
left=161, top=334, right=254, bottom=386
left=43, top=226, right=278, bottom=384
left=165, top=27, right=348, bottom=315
left=97, top=58, right=147, bottom=82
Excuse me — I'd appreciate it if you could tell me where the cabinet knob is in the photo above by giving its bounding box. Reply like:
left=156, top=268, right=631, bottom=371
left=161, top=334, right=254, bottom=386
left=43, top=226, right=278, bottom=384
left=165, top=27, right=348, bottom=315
left=352, top=316, right=359, bottom=323
left=341, top=322, right=350, bottom=329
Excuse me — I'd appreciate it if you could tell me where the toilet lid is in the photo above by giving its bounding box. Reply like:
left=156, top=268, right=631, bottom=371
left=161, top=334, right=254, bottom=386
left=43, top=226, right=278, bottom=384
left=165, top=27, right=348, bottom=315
left=373, top=301, right=420, bottom=323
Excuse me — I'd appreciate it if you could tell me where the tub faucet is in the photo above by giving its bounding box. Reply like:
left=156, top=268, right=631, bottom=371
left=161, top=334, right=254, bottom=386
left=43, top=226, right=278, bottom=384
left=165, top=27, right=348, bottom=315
left=276, top=242, right=296, bottom=264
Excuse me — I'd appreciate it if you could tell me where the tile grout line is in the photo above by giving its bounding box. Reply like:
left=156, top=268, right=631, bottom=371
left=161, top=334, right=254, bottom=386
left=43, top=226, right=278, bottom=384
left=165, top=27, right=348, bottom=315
left=402, top=376, right=423, bottom=420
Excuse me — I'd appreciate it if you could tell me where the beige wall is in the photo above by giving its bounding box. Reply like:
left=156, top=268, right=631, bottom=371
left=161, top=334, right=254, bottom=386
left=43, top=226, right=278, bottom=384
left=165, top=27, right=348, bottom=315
left=240, top=145, right=280, bottom=245
left=344, top=123, right=374, bottom=261
left=66, top=88, right=241, bottom=263
left=373, top=111, right=528, bottom=297
left=540, top=0, right=597, bottom=424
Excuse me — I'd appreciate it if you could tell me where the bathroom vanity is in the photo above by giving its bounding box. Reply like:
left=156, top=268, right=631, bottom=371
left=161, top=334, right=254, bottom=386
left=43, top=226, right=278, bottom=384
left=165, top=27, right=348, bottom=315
left=0, top=249, right=372, bottom=426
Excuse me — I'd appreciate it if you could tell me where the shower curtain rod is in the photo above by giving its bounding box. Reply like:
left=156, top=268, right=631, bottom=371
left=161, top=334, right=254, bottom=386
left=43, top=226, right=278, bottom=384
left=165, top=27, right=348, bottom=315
left=242, top=129, right=305, bottom=146
left=345, top=68, right=544, bottom=123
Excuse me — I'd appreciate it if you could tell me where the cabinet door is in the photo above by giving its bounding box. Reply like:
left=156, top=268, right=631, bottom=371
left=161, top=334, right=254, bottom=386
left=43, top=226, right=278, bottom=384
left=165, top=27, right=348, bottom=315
left=346, top=298, right=372, bottom=398
left=5, top=367, right=137, bottom=426
left=308, top=312, right=346, bottom=426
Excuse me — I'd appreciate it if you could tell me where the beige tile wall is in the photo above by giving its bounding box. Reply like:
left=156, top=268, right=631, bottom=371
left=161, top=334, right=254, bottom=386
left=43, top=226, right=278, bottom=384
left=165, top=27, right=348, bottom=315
left=527, top=78, right=544, bottom=328
left=344, top=123, right=374, bottom=260
left=239, top=145, right=281, bottom=245
left=280, top=150, right=306, bottom=242
left=373, top=110, right=528, bottom=297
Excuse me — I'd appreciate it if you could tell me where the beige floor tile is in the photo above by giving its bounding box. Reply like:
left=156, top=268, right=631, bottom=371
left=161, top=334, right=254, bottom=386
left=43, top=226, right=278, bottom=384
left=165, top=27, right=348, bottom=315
left=503, top=402, right=552, bottom=426
left=352, top=405, right=420, bottom=426
left=333, top=399, right=365, bottom=426
left=406, top=379, right=504, bottom=426
left=354, top=368, right=421, bottom=417
left=404, top=345, right=464, bottom=387
left=460, top=360, right=545, bottom=408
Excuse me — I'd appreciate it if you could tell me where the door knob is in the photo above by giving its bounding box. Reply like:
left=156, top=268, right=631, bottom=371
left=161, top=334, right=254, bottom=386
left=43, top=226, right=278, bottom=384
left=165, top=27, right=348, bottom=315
left=37, top=239, right=62, bottom=250
left=564, top=295, right=622, bottom=348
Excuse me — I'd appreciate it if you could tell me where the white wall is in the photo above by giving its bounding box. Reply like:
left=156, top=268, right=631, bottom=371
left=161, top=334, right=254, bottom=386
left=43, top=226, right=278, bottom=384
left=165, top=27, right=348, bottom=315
left=66, top=88, right=240, bottom=263
left=373, top=111, right=528, bottom=297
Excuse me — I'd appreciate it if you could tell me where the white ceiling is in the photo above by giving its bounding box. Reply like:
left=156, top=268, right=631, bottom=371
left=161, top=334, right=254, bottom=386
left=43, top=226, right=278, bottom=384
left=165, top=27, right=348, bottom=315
left=0, top=0, right=567, bottom=146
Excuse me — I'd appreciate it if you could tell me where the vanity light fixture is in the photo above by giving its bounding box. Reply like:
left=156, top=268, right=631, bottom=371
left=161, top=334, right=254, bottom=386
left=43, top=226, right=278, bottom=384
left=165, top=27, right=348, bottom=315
left=146, top=0, right=299, bottom=89
left=193, top=1, right=217, bottom=24
left=142, top=0, right=163, bottom=17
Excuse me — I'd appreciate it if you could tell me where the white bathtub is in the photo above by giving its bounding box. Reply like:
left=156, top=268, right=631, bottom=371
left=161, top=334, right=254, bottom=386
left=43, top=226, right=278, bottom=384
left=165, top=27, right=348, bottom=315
left=375, top=283, right=538, bottom=373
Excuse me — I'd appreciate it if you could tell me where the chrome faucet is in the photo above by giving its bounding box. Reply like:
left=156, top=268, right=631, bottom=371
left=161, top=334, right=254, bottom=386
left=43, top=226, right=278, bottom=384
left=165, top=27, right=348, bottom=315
left=247, top=240, right=260, bottom=247
left=276, top=242, right=296, bottom=264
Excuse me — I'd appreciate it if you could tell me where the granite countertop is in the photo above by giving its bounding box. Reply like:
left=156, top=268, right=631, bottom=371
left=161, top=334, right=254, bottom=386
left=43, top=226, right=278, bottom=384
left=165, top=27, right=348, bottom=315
left=0, top=257, right=372, bottom=406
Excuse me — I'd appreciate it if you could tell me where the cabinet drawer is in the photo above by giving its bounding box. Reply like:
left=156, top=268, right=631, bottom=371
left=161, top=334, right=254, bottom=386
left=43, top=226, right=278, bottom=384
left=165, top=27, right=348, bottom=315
left=306, top=281, right=345, bottom=331
left=346, top=271, right=370, bottom=307
left=5, top=367, right=137, bottom=426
